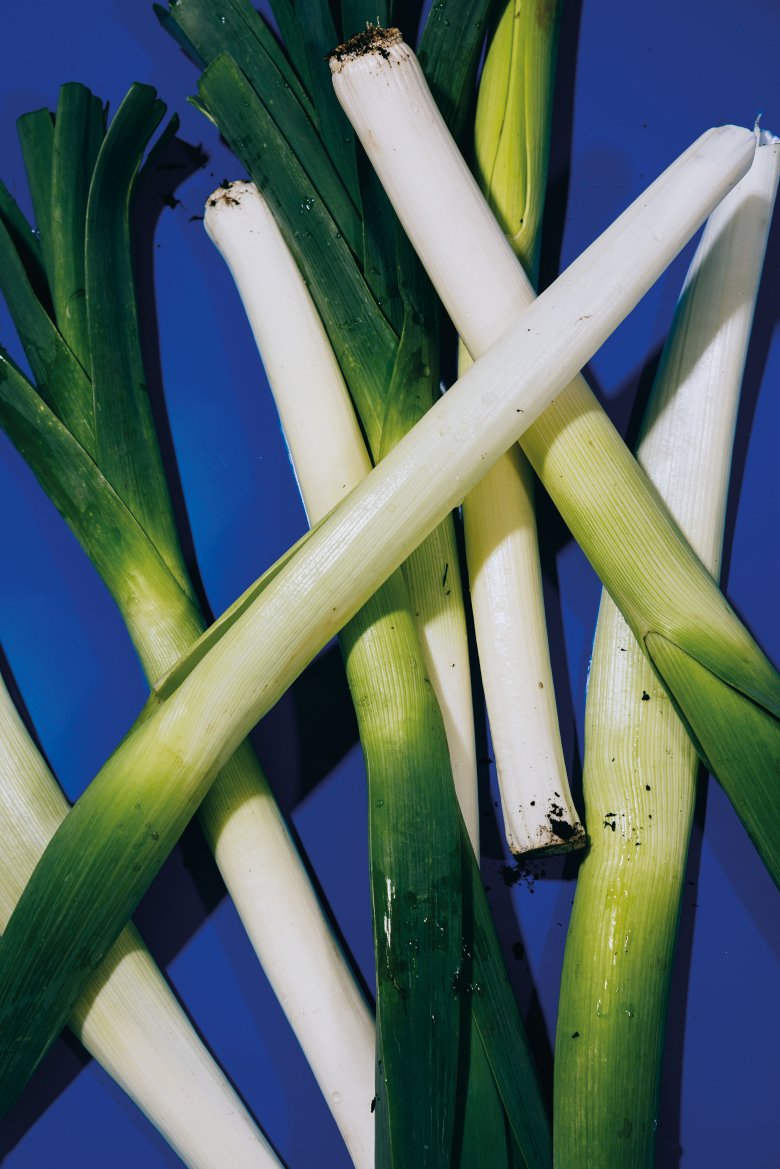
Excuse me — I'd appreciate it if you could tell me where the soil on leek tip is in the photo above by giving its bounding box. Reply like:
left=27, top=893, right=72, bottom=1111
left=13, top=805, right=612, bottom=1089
left=328, top=25, right=403, bottom=66
left=549, top=817, right=579, bottom=841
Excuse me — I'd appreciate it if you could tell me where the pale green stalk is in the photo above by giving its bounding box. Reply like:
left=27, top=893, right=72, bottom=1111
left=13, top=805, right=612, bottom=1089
left=460, top=0, right=583, bottom=854
left=204, top=179, right=479, bottom=848
left=0, top=111, right=762, bottom=1118
left=0, top=669, right=283, bottom=1169
left=554, top=131, right=780, bottom=1169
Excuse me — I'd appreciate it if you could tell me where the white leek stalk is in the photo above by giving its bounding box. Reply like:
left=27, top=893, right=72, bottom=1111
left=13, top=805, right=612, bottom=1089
left=204, top=183, right=377, bottom=1166
left=0, top=670, right=282, bottom=1169
left=204, top=181, right=371, bottom=520
left=460, top=0, right=582, bottom=854
left=203, top=179, right=479, bottom=847
left=120, top=605, right=374, bottom=1169
left=554, top=129, right=780, bottom=1169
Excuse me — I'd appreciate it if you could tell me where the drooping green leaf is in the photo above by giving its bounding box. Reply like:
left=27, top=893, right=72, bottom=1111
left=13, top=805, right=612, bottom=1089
left=153, top=2, right=206, bottom=70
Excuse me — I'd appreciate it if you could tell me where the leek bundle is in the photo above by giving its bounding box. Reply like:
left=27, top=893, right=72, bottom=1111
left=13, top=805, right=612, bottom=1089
left=0, top=1, right=777, bottom=1166
left=0, top=97, right=762, bottom=1132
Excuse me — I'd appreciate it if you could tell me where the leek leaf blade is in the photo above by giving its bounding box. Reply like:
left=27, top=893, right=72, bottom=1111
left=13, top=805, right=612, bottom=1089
left=0, top=215, right=96, bottom=456
left=342, top=584, right=463, bottom=1169
left=0, top=350, right=194, bottom=622
left=162, top=0, right=361, bottom=249
left=417, top=0, right=497, bottom=141
left=645, top=631, right=780, bottom=885
left=85, top=83, right=189, bottom=593
left=197, top=52, right=396, bottom=452
left=50, top=83, right=105, bottom=371
left=16, top=107, right=56, bottom=288
left=295, top=0, right=361, bottom=207
left=268, top=0, right=317, bottom=98
left=0, top=175, right=45, bottom=289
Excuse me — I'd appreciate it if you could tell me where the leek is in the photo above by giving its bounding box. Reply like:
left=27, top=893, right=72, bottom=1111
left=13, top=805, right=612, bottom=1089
left=0, top=664, right=284, bottom=1169
left=329, top=29, right=780, bottom=884
left=554, top=130, right=780, bottom=1169
left=0, top=117, right=760, bottom=1115
left=190, top=7, right=489, bottom=1157
left=459, top=0, right=585, bottom=854
left=205, top=177, right=468, bottom=1169
left=204, top=178, right=479, bottom=848
left=204, top=178, right=541, bottom=1168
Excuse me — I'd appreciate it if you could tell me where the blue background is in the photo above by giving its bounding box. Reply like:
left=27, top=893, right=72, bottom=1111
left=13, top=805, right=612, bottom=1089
left=0, top=2, right=778, bottom=1166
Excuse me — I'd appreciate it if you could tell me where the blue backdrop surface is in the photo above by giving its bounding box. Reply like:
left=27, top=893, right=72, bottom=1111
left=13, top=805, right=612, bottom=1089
left=0, top=2, right=777, bottom=1167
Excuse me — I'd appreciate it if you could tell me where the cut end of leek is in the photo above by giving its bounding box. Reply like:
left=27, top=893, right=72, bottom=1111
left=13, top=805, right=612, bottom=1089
left=516, top=809, right=587, bottom=857
left=328, top=25, right=405, bottom=71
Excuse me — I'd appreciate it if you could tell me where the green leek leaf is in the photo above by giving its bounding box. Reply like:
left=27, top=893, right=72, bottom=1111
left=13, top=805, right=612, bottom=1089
left=339, top=580, right=464, bottom=1169
left=296, top=0, right=361, bottom=207
left=16, top=108, right=55, bottom=290
left=50, top=83, right=105, bottom=371
left=0, top=176, right=45, bottom=291
left=197, top=52, right=396, bottom=452
left=161, top=0, right=363, bottom=250
left=646, top=632, right=780, bottom=882
left=268, top=0, right=317, bottom=98
left=85, top=84, right=189, bottom=592
left=0, top=350, right=195, bottom=626
left=0, top=217, right=96, bottom=456
left=417, top=0, right=497, bottom=141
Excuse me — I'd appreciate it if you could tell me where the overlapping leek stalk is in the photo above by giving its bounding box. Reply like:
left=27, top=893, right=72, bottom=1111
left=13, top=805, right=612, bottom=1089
left=0, top=117, right=762, bottom=1131
left=554, top=130, right=780, bottom=1169
left=459, top=0, right=584, bottom=854
left=329, top=30, right=780, bottom=885
left=0, top=83, right=374, bottom=1167
left=0, top=667, right=282, bottom=1169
